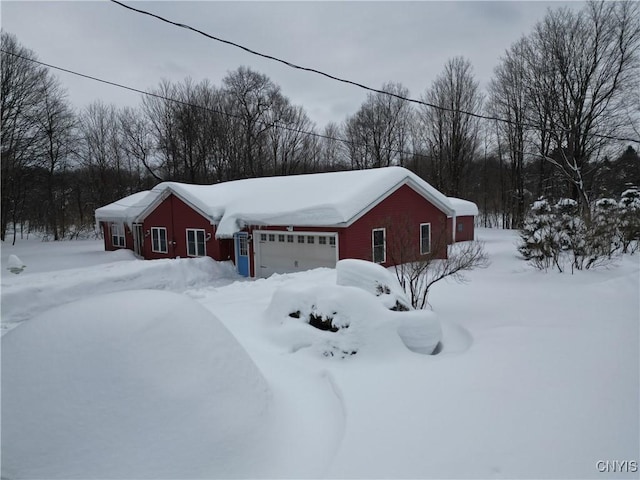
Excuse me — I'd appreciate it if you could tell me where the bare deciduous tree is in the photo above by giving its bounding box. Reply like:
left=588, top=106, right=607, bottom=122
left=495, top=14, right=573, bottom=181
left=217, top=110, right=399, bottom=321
left=419, top=57, right=483, bottom=197
left=344, top=82, right=414, bottom=169
left=525, top=1, right=640, bottom=213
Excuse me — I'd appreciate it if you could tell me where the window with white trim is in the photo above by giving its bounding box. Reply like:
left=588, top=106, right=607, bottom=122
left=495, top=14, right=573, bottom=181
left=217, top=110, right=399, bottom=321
left=329, top=236, right=336, bottom=246
left=372, top=228, right=386, bottom=264
left=307, top=236, right=315, bottom=244
left=238, top=235, right=248, bottom=256
left=298, top=236, right=305, bottom=244
left=268, top=234, right=275, bottom=242
left=278, top=234, right=285, bottom=242
left=151, top=227, right=168, bottom=253
left=420, top=223, right=431, bottom=255
left=111, top=223, right=125, bottom=248
left=318, top=236, right=327, bottom=245
left=287, top=235, right=294, bottom=243
left=186, top=228, right=206, bottom=257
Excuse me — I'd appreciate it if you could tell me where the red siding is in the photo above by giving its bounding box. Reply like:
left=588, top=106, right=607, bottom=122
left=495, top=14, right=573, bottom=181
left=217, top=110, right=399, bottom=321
left=340, top=184, right=449, bottom=266
left=453, top=215, right=475, bottom=242
left=142, top=194, right=220, bottom=260
left=100, top=221, right=134, bottom=252
left=104, top=183, right=458, bottom=276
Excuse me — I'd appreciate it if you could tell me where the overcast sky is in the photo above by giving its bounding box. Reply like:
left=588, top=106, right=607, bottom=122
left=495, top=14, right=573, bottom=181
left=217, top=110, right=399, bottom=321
left=2, top=1, right=584, bottom=129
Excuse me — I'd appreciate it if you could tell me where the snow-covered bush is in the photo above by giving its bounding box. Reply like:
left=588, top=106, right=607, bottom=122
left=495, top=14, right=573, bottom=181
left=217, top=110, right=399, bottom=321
left=265, top=282, right=441, bottom=358
left=518, top=198, right=560, bottom=271
left=519, top=193, right=634, bottom=272
left=586, top=198, right=620, bottom=264
left=336, top=259, right=412, bottom=311
left=618, top=188, right=640, bottom=254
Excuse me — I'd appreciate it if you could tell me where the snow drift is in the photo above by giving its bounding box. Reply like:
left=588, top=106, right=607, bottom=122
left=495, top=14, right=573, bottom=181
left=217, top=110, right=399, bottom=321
left=1, top=290, right=272, bottom=479
left=265, top=260, right=442, bottom=357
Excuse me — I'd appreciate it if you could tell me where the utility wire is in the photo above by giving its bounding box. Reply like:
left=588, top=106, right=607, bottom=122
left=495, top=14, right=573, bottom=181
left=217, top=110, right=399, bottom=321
left=2, top=47, right=638, bottom=167
left=109, top=0, right=640, bottom=144
left=0, top=49, right=400, bottom=158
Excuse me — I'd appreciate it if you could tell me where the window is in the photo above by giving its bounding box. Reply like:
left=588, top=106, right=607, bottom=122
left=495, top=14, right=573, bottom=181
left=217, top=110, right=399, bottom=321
left=268, top=234, right=275, bottom=242
left=372, top=228, right=386, bottom=263
left=318, top=236, right=327, bottom=245
left=151, top=227, right=168, bottom=253
left=307, top=236, right=315, bottom=244
left=298, top=236, right=305, bottom=244
left=457, top=222, right=464, bottom=232
left=186, top=229, right=206, bottom=257
left=260, top=234, right=267, bottom=242
left=420, top=223, right=431, bottom=255
left=111, top=223, right=125, bottom=248
left=329, top=236, right=336, bottom=246
left=287, top=235, right=294, bottom=243
left=238, top=235, right=248, bottom=256
left=278, top=234, right=285, bottom=242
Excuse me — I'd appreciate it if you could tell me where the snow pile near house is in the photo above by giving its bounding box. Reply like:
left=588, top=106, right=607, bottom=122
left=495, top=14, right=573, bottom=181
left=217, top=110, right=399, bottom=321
left=1, top=256, right=240, bottom=333
left=336, top=258, right=412, bottom=311
left=1, top=290, right=271, bottom=479
left=265, top=271, right=441, bottom=358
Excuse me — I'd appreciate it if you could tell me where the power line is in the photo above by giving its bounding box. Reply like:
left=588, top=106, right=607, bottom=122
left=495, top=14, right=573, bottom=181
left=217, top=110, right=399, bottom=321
left=109, top=0, right=640, bottom=144
left=0, top=49, right=394, bottom=157
left=2, top=47, right=638, bottom=167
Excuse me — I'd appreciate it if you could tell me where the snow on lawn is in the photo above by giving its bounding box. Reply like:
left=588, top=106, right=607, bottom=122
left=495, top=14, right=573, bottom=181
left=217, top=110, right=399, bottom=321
left=1, top=228, right=638, bottom=478
left=1, top=236, right=125, bottom=278
left=2, top=290, right=271, bottom=479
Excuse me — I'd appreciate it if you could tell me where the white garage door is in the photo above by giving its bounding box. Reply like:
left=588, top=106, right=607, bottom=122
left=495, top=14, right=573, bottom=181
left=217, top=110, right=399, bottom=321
left=254, top=230, right=338, bottom=278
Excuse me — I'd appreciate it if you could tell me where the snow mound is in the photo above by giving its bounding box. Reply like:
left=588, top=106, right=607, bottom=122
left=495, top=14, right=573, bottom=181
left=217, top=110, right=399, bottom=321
left=6, top=254, right=26, bottom=274
left=336, top=258, right=412, bottom=311
left=1, top=290, right=271, bottom=479
left=265, top=282, right=441, bottom=358
left=1, top=256, right=240, bottom=332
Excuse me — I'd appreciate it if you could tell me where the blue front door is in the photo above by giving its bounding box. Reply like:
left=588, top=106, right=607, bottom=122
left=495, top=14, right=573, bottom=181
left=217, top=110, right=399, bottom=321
left=235, top=233, right=250, bottom=277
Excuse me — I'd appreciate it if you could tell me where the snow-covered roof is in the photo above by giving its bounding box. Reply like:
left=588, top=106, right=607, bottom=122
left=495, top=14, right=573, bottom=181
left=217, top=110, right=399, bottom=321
left=94, top=191, right=151, bottom=224
left=448, top=197, right=479, bottom=217
left=95, top=167, right=457, bottom=238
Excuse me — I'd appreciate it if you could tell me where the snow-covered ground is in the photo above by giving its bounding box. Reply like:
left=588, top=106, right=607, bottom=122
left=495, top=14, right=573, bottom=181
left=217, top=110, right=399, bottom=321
left=1, top=228, right=638, bottom=478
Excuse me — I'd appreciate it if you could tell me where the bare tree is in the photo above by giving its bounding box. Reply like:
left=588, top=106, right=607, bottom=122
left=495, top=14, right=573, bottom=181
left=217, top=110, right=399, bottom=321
left=343, top=82, right=414, bottom=169
left=222, top=66, right=280, bottom=178
left=384, top=214, right=489, bottom=309
left=525, top=1, right=640, bottom=213
left=36, top=75, right=76, bottom=239
left=1, top=32, right=48, bottom=242
left=419, top=57, right=483, bottom=197
left=488, top=38, right=531, bottom=228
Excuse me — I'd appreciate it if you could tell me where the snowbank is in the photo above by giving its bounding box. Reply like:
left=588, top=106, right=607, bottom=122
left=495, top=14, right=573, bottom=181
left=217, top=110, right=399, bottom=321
left=265, top=282, right=441, bottom=358
left=1, top=290, right=272, bottom=479
left=336, top=258, right=411, bottom=311
left=1, top=256, right=240, bottom=333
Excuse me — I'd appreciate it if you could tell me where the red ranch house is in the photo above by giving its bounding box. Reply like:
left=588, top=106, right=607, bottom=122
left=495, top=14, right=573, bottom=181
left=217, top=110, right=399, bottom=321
left=95, top=167, right=477, bottom=278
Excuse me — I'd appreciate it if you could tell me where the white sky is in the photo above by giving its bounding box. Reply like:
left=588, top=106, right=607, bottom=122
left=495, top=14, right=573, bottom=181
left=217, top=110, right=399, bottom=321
left=1, top=1, right=584, bottom=129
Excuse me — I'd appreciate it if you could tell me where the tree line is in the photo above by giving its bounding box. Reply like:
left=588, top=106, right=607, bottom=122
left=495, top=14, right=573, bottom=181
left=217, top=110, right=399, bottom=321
left=2, top=0, right=639, bottom=243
